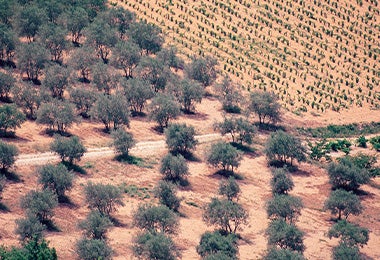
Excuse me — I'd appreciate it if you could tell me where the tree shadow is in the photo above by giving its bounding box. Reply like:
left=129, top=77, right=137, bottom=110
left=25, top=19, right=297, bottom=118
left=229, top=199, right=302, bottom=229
left=212, top=170, right=244, bottom=180
left=115, top=155, right=153, bottom=168
left=0, top=131, right=16, bottom=138
left=222, top=105, right=241, bottom=114
left=131, top=111, right=147, bottom=117
left=171, top=151, right=201, bottom=162
left=360, top=253, right=374, bottom=260
left=268, top=161, right=299, bottom=173
left=0, top=60, right=16, bottom=68
left=230, top=142, right=256, bottom=155
left=57, top=195, right=77, bottom=208
left=151, top=125, right=164, bottom=134
left=254, top=122, right=286, bottom=132
left=109, top=216, right=127, bottom=228
left=42, top=220, right=60, bottom=232
left=0, top=96, right=12, bottom=103
left=61, top=162, right=87, bottom=175
left=0, top=202, right=10, bottom=212
left=164, top=177, right=190, bottom=187
left=78, top=77, right=90, bottom=84
left=45, top=129, right=72, bottom=137
left=2, top=170, right=22, bottom=183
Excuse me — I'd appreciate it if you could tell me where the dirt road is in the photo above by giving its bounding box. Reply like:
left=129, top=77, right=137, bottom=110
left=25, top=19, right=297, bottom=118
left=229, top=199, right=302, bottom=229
left=15, top=133, right=222, bottom=166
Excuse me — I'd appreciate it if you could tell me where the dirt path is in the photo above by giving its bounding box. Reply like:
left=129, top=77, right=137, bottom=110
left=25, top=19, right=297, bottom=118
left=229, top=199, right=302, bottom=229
left=15, top=133, right=222, bottom=166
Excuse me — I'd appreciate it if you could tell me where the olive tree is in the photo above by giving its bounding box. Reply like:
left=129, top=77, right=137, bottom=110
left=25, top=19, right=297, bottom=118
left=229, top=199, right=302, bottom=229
left=70, top=88, right=97, bottom=118
left=68, top=46, right=97, bottom=82
left=50, top=136, right=86, bottom=165
left=0, top=104, right=26, bottom=135
left=176, top=79, right=204, bottom=113
left=324, top=189, right=363, bottom=220
left=133, top=231, right=179, bottom=260
left=154, top=181, right=181, bottom=212
left=104, top=6, right=135, bottom=40
left=266, top=219, right=305, bottom=252
left=79, top=210, right=113, bottom=239
left=327, top=157, right=371, bottom=191
left=36, top=101, right=77, bottom=133
left=76, top=238, right=112, bottom=260
left=37, top=163, right=74, bottom=201
left=332, top=242, right=360, bottom=260
left=156, top=46, right=184, bottom=71
left=207, top=142, right=242, bottom=174
left=20, top=189, right=58, bottom=224
left=219, top=177, right=240, bottom=201
left=165, top=123, right=197, bottom=155
left=270, top=168, right=294, bottom=195
left=128, top=21, right=163, bottom=55
left=137, top=56, right=172, bottom=92
left=15, top=5, right=47, bottom=42
left=0, top=141, right=18, bottom=172
left=120, top=78, right=153, bottom=114
left=249, top=91, right=281, bottom=125
left=203, top=198, right=248, bottom=234
left=15, top=215, right=46, bottom=243
left=0, top=24, right=17, bottom=64
left=186, top=55, right=218, bottom=87
left=84, top=182, right=124, bottom=217
left=266, top=195, right=303, bottom=223
left=215, top=117, right=255, bottom=145
left=38, top=23, right=67, bottom=63
left=133, top=204, right=179, bottom=234
left=0, top=72, right=15, bottom=101
left=111, top=128, right=135, bottom=157
left=12, top=83, right=49, bottom=120
left=149, top=94, right=181, bottom=130
left=42, top=64, right=70, bottom=99
left=85, top=17, right=117, bottom=63
left=63, top=7, right=89, bottom=44
left=111, top=40, right=140, bottom=78
left=160, top=153, right=189, bottom=183
left=265, top=131, right=306, bottom=166
left=328, top=220, right=369, bottom=248
left=263, top=248, right=305, bottom=260
left=91, top=62, right=117, bottom=95
left=91, top=94, right=130, bottom=132
left=17, top=42, right=49, bottom=83
left=216, top=75, right=242, bottom=113
left=197, top=231, right=238, bottom=259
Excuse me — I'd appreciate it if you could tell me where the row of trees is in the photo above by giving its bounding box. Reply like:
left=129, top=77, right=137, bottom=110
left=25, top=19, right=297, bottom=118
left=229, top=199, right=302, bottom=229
left=323, top=154, right=372, bottom=259
left=264, top=167, right=305, bottom=259
left=198, top=177, right=247, bottom=259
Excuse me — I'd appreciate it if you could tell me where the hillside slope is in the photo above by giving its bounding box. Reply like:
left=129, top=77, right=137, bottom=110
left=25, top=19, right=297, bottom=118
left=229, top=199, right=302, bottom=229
left=116, top=0, right=380, bottom=113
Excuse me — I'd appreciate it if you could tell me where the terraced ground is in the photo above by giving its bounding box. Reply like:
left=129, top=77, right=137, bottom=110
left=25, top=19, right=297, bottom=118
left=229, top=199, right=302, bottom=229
left=116, top=0, right=380, bottom=113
